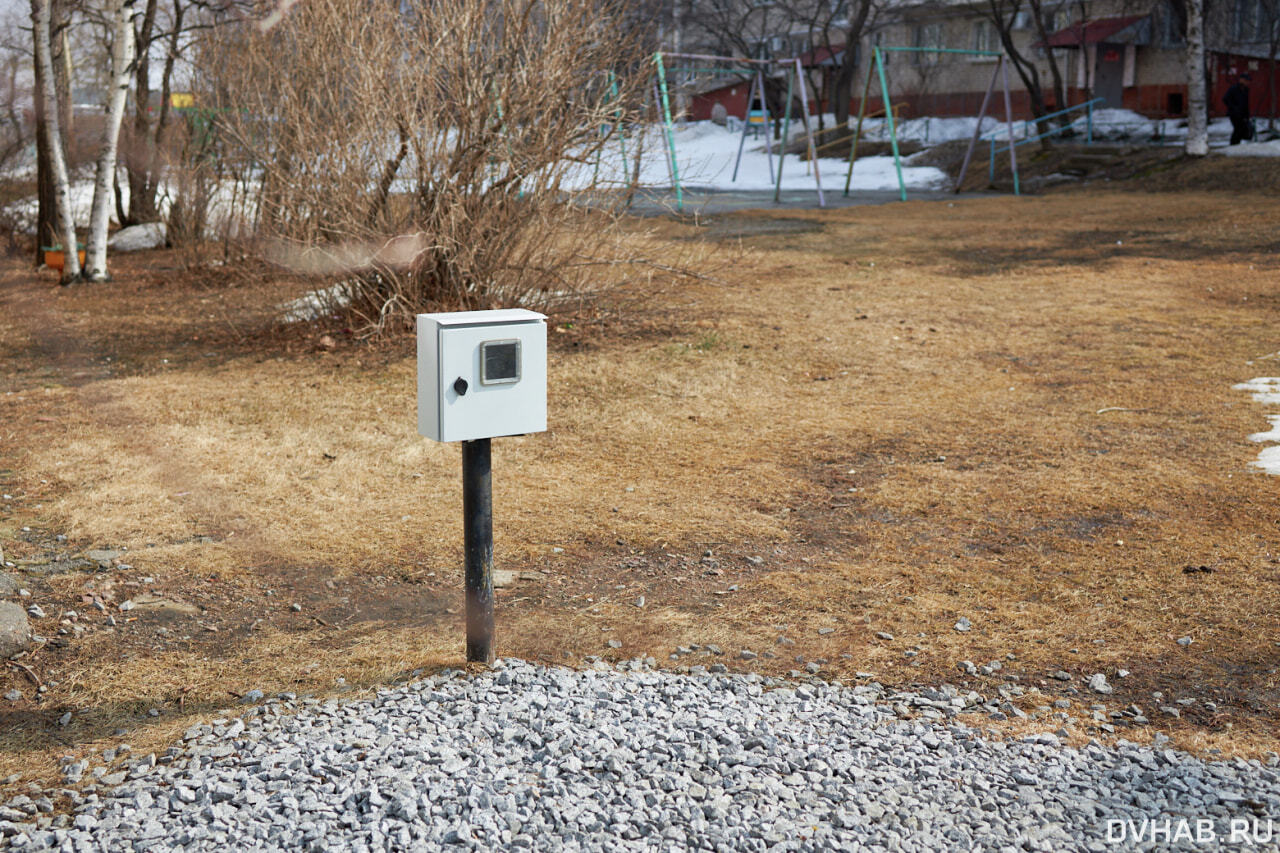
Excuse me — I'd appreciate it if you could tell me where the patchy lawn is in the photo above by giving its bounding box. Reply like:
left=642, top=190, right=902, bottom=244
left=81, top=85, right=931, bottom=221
left=2, top=185, right=1279, bottom=791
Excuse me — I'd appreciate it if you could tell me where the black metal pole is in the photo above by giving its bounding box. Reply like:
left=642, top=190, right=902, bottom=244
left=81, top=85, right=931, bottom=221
left=462, top=438, right=494, bottom=664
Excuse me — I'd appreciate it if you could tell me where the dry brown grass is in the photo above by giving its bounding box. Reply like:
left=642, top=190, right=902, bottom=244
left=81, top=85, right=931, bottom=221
left=2, top=187, right=1280, bottom=789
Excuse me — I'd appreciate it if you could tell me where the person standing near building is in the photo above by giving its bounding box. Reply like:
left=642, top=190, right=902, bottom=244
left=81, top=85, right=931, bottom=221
left=1223, top=73, right=1253, bottom=145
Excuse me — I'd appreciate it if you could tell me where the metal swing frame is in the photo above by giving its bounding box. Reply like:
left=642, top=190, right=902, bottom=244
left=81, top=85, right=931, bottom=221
left=843, top=45, right=1022, bottom=201
left=653, top=52, right=826, bottom=211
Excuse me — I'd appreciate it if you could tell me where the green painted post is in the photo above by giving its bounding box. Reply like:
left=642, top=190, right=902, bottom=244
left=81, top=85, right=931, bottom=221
left=773, top=63, right=796, bottom=204
left=844, top=55, right=878, bottom=197
left=611, top=74, right=629, bottom=180
left=654, top=53, right=682, bottom=212
left=592, top=73, right=626, bottom=187
left=874, top=48, right=906, bottom=202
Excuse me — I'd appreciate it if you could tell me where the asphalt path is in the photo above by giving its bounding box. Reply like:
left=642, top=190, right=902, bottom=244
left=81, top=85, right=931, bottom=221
left=622, top=186, right=999, bottom=216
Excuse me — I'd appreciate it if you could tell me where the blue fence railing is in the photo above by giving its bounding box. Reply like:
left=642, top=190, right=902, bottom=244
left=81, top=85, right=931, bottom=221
left=986, top=98, right=1107, bottom=183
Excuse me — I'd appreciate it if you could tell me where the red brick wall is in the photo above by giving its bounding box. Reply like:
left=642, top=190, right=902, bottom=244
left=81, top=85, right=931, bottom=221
left=1212, top=53, right=1278, bottom=120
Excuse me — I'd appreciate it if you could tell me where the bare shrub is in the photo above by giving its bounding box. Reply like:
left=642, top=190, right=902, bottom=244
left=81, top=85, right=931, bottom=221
left=161, top=116, right=224, bottom=254
left=200, top=0, right=659, bottom=335
left=0, top=50, right=33, bottom=255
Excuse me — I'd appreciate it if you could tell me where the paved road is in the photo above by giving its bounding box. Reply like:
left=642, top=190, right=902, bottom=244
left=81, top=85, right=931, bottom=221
left=622, top=186, right=999, bottom=216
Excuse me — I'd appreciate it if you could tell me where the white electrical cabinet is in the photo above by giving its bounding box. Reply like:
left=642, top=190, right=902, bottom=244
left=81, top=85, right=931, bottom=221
left=417, top=309, right=547, bottom=442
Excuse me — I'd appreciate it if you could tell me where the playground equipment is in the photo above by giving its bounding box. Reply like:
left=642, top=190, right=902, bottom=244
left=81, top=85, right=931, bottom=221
left=844, top=46, right=1021, bottom=201
left=731, top=70, right=776, bottom=183
left=591, top=72, right=633, bottom=188
left=652, top=52, right=826, bottom=211
left=983, top=98, right=1105, bottom=184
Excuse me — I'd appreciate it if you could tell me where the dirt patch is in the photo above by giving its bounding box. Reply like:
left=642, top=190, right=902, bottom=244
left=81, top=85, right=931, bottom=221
left=685, top=214, right=826, bottom=242
left=2, top=188, right=1280, bottom=790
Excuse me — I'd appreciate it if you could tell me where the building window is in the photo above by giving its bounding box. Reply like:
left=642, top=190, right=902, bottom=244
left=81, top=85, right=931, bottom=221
left=973, top=19, right=997, bottom=52
left=913, top=21, right=944, bottom=63
left=1234, top=0, right=1268, bottom=40
left=1160, top=0, right=1186, bottom=46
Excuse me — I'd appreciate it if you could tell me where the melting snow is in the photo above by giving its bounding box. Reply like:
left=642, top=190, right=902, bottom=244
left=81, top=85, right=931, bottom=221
left=568, top=120, right=949, bottom=193
left=279, top=282, right=355, bottom=323
left=1249, top=415, right=1280, bottom=443
left=1250, top=446, right=1280, bottom=475
left=1221, top=139, right=1280, bottom=157
left=1233, top=377, right=1280, bottom=405
left=1235, top=379, right=1280, bottom=474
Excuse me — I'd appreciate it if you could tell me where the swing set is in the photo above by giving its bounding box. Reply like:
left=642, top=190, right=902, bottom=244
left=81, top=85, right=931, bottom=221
left=607, top=46, right=1023, bottom=212
left=651, top=52, right=827, bottom=211
left=844, top=45, right=1022, bottom=201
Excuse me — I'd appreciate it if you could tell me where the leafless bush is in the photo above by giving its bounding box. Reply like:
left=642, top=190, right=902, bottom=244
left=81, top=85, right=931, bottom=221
left=0, top=54, right=27, bottom=170
left=201, top=0, right=661, bottom=335
left=159, top=116, right=221, bottom=253
left=0, top=50, right=33, bottom=255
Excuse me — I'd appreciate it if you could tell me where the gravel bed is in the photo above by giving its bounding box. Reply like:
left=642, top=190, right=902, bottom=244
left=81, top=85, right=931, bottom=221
left=4, top=659, right=1280, bottom=851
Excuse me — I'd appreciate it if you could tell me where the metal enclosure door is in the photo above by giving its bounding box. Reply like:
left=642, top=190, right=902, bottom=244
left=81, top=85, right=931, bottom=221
left=437, top=322, right=547, bottom=442
left=1094, top=43, right=1124, bottom=108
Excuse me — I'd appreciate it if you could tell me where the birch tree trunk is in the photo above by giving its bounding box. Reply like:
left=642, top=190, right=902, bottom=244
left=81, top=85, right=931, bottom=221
left=31, top=0, right=81, bottom=282
left=1184, top=0, right=1209, bottom=156
left=84, top=0, right=138, bottom=281
left=53, top=1, right=75, bottom=150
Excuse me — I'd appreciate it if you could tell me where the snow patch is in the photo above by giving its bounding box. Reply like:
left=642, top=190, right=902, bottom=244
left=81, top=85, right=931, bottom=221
left=1, top=177, right=97, bottom=236
left=1220, top=139, right=1280, bottom=157
left=1250, top=415, right=1280, bottom=444
left=279, top=282, right=355, bottom=323
left=571, top=120, right=948, bottom=193
left=1250, top=445, right=1280, bottom=475
left=108, top=222, right=167, bottom=252
left=1233, top=377, right=1280, bottom=405
left=1, top=171, right=255, bottom=240
left=1236, top=379, right=1280, bottom=475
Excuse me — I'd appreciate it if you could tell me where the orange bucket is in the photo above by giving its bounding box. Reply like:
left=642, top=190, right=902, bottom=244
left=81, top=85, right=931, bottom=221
left=42, top=247, right=86, bottom=273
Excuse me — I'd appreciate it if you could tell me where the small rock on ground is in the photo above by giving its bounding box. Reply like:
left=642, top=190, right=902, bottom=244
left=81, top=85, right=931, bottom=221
left=0, top=601, right=33, bottom=658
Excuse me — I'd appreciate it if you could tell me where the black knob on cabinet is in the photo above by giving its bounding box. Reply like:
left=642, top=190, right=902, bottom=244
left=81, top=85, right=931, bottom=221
left=454, top=377, right=468, bottom=396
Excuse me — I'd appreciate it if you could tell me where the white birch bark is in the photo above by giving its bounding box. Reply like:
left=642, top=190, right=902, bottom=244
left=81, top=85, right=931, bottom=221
left=30, top=0, right=80, bottom=281
left=1184, top=0, right=1209, bottom=156
left=84, top=0, right=138, bottom=281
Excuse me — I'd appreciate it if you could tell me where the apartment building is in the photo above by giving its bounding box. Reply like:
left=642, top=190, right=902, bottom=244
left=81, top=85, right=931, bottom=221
left=674, top=0, right=1275, bottom=122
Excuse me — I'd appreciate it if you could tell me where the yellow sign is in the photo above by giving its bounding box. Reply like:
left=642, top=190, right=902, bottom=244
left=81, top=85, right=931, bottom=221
left=170, top=93, right=195, bottom=108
